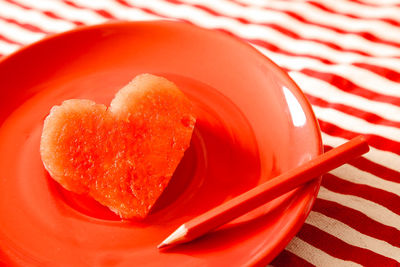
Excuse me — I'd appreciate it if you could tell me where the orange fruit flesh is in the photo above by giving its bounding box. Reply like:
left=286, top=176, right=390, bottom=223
left=40, top=74, right=196, bottom=218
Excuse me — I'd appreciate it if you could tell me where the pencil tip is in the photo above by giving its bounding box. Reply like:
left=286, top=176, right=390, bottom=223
left=157, top=224, right=188, bottom=249
left=157, top=242, right=168, bottom=249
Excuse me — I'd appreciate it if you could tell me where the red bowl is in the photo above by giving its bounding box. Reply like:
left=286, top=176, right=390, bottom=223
left=0, top=21, right=322, bottom=266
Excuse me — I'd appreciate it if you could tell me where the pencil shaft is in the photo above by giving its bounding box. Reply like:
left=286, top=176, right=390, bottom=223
left=183, top=136, right=369, bottom=241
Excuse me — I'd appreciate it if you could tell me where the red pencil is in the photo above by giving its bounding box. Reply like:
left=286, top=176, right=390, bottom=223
left=158, top=135, right=369, bottom=249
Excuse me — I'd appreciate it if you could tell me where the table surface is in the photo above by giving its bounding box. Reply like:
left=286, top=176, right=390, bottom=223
left=0, top=0, right=399, bottom=266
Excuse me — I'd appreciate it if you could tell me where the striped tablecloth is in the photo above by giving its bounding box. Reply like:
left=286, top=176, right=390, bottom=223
left=0, top=0, right=399, bottom=266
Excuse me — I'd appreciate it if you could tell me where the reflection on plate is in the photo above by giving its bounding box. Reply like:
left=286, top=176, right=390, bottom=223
left=0, top=21, right=322, bottom=266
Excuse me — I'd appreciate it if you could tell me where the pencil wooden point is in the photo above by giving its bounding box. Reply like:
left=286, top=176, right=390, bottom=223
left=158, top=224, right=188, bottom=249
left=157, top=242, right=168, bottom=249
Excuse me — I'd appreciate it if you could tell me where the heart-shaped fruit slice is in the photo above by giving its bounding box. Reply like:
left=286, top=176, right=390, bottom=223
left=40, top=74, right=196, bottom=219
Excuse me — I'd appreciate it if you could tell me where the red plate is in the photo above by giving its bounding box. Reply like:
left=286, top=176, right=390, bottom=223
left=0, top=21, right=322, bottom=266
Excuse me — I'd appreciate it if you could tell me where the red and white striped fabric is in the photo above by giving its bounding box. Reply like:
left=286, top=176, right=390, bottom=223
left=1, top=0, right=399, bottom=266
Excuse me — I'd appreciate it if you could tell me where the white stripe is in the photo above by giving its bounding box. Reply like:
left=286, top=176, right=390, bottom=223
left=307, top=0, right=400, bottom=22
left=285, top=236, right=362, bottom=267
left=6, top=0, right=400, bottom=77
left=0, top=1, right=74, bottom=33
left=0, top=40, right=19, bottom=56
left=268, top=52, right=400, bottom=99
left=235, top=0, right=400, bottom=43
left=120, top=0, right=400, bottom=66
left=15, top=0, right=107, bottom=25
left=318, top=186, right=400, bottom=231
left=71, top=0, right=161, bottom=21
left=330, top=164, right=400, bottom=196
left=253, top=45, right=400, bottom=111
left=0, top=20, right=44, bottom=44
left=314, top=106, right=400, bottom=143
left=288, top=71, right=400, bottom=120
left=322, top=132, right=400, bottom=174
left=252, top=42, right=400, bottom=74
left=250, top=43, right=400, bottom=91
left=306, top=211, right=400, bottom=262
left=26, top=0, right=400, bottom=73
left=354, top=0, right=400, bottom=5
left=179, top=0, right=400, bottom=56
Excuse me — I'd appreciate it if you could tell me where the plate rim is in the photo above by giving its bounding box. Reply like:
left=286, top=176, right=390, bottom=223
left=0, top=20, right=323, bottom=266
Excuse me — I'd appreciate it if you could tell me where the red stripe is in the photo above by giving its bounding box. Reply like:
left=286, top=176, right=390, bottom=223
left=63, top=0, right=118, bottom=20
left=249, top=38, right=335, bottom=65
left=95, top=9, right=116, bottom=20
left=232, top=0, right=400, bottom=28
left=306, top=0, right=400, bottom=27
left=178, top=0, right=400, bottom=82
left=305, top=93, right=400, bottom=128
left=313, top=199, right=400, bottom=248
left=0, top=16, right=52, bottom=34
left=165, top=2, right=400, bottom=88
left=106, top=0, right=400, bottom=88
left=348, top=0, right=400, bottom=9
left=350, top=156, right=400, bottom=184
left=381, top=17, right=400, bottom=27
left=271, top=249, right=314, bottom=267
left=230, top=0, right=400, bottom=49
left=298, top=223, right=399, bottom=266
left=322, top=173, right=400, bottom=216
left=319, top=120, right=400, bottom=154
left=115, top=0, right=210, bottom=33
left=125, top=0, right=400, bottom=85
left=117, top=0, right=400, bottom=67
left=115, top=0, right=170, bottom=18
left=6, top=0, right=397, bottom=97
left=114, top=0, right=231, bottom=32
left=347, top=0, right=387, bottom=7
left=282, top=8, right=400, bottom=50
left=289, top=11, right=400, bottom=49
left=114, top=0, right=133, bottom=7
left=0, top=34, right=21, bottom=46
left=353, top=62, right=400, bottom=83
left=300, top=68, right=400, bottom=106
left=164, top=0, right=391, bottom=58
left=5, top=0, right=85, bottom=26
left=324, top=144, right=400, bottom=184
left=42, top=10, right=83, bottom=26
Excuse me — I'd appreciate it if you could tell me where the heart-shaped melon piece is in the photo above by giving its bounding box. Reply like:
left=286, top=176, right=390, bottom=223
left=40, top=74, right=196, bottom=219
